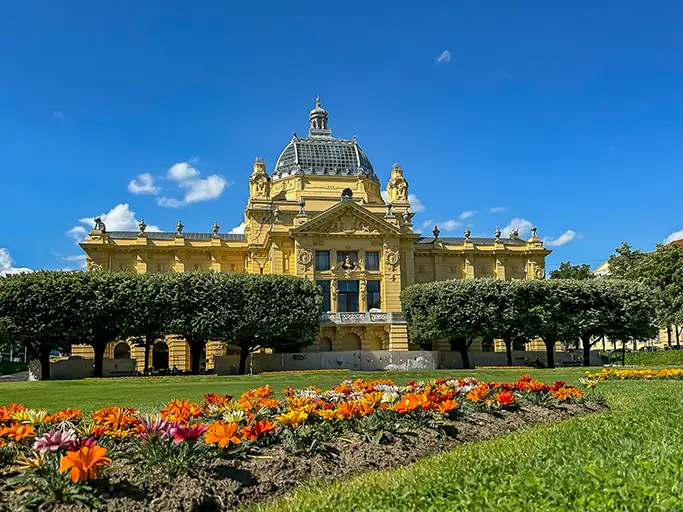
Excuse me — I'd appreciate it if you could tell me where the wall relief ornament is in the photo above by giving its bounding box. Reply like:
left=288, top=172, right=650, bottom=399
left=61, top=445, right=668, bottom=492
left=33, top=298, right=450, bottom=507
left=384, top=245, right=400, bottom=269
left=297, top=248, right=313, bottom=267
left=534, top=267, right=546, bottom=279
left=86, top=261, right=103, bottom=272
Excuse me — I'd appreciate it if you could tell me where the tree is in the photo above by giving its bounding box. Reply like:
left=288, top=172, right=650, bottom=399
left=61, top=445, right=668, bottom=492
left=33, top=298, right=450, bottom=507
left=401, top=279, right=501, bottom=369
left=523, top=280, right=580, bottom=369
left=0, top=271, right=86, bottom=380
left=607, top=242, right=648, bottom=280
left=124, top=272, right=173, bottom=372
left=490, top=281, right=537, bottom=366
left=79, top=270, right=138, bottom=378
left=163, top=271, right=226, bottom=375
left=220, top=274, right=322, bottom=374
left=604, top=280, right=658, bottom=351
left=549, top=261, right=595, bottom=280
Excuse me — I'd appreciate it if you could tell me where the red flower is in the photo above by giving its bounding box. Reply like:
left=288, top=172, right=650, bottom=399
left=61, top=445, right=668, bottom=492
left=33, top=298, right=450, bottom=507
left=495, top=391, right=516, bottom=407
left=171, top=424, right=207, bottom=443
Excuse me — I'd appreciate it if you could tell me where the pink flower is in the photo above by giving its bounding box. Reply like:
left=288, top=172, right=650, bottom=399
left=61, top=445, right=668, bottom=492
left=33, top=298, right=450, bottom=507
left=171, top=424, right=207, bottom=444
left=33, top=429, right=78, bottom=453
left=139, top=414, right=173, bottom=442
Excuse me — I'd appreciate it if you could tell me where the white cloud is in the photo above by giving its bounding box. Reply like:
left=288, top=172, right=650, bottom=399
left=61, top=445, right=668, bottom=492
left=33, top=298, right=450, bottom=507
left=664, top=230, right=683, bottom=245
left=440, top=220, right=460, bottom=231
left=408, top=194, right=425, bottom=213
left=128, top=173, right=159, bottom=195
left=421, top=218, right=460, bottom=233
left=459, top=210, right=476, bottom=220
left=381, top=191, right=389, bottom=203
left=501, top=217, right=534, bottom=238
left=0, top=248, right=32, bottom=276
left=421, top=219, right=434, bottom=230
left=230, top=222, right=246, bottom=234
left=158, top=162, right=227, bottom=207
left=489, top=206, right=506, bottom=213
left=69, top=204, right=161, bottom=242
left=168, top=162, right=199, bottom=182
left=52, top=111, right=64, bottom=119
left=544, top=230, right=577, bottom=247
left=435, top=50, right=451, bottom=64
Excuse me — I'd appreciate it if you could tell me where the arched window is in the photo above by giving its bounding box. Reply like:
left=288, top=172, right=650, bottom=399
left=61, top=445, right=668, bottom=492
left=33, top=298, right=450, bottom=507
left=113, top=342, right=131, bottom=359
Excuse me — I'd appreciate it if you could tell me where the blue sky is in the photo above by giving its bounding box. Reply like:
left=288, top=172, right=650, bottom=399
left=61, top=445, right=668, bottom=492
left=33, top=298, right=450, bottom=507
left=2, top=0, right=683, bottom=274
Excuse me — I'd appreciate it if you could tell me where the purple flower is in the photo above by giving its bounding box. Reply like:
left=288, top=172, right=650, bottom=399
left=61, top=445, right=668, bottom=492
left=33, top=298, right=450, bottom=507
left=32, top=429, right=78, bottom=453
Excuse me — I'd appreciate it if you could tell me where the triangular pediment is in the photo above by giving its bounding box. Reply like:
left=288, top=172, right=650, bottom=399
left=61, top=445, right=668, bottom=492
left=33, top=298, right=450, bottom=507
left=292, top=201, right=401, bottom=236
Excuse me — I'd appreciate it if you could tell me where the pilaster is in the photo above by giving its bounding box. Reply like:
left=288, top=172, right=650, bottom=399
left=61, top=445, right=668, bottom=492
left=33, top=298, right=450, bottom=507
left=388, top=323, right=409, bottom=351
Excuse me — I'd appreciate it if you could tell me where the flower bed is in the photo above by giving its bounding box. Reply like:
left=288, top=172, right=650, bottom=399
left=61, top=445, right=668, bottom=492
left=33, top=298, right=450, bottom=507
left=585, top=367, right=683, bottom=381
left=0, top=376, right=603, bottom=511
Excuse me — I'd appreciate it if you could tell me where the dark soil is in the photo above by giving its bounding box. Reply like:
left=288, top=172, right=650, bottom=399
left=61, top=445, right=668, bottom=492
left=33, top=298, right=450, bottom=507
left=0, top=402, right=608, bottom=511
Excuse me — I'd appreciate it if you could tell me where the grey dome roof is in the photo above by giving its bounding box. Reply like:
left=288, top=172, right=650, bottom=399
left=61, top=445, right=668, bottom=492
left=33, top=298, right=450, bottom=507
left=271, top=98, right=379, bottom=183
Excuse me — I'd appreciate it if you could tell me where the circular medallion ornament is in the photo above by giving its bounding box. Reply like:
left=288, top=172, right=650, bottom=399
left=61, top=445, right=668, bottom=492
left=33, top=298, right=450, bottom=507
left=534, top=267, right=545, bottom=279
left=298, top=249, right=313, bottom=266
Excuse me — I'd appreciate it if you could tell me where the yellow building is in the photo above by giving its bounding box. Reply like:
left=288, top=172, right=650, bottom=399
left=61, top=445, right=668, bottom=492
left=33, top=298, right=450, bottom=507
left=76, top=98, right=551, bottom=371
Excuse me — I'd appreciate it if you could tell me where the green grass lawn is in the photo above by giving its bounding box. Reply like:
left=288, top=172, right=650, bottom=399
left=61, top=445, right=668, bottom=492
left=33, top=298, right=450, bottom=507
left=255, top=378, right=683, bottom=512
left=0, top=368, right=590, bottom=412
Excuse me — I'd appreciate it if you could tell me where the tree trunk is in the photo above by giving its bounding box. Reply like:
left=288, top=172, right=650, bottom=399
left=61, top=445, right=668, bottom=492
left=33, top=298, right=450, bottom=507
left=458, top=345, right=471, bottom=369
left=667, top=326, right=672, bottom=347
left=621, top=342, right=626, bottom=366
left=677, top=327, right=681, bottom=349
left=38, top=348, right=51, bottom=381
left=544, top=339, right=556, bottom=368
left=189, top=339, right=204, bottom=375
left=93, top=341, right=106, bottom=378
left=238, top=345, right=251, bottom=375
left=503, top=337, right=513, bottom=366
left=581, top=334, right=592, bottom=367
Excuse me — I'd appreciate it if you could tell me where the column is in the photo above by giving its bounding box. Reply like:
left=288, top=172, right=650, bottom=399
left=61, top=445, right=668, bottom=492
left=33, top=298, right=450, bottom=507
left=388, top=324, right=409, bottom=351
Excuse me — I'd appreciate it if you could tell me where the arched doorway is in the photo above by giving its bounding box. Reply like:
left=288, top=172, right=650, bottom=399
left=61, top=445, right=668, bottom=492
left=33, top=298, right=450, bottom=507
left=319, top=337, right=332, bottom=352
left=113, top=342, right=131, bottom=359
left=152, top=341, right=169, bottom=370
left=364, top=336, right=383, bottom=351
left=339, top=333, right=361, bottom=351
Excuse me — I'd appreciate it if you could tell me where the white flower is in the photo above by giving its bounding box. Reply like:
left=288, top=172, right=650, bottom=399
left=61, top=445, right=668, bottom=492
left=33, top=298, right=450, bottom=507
left=381, top=391, right=400, bottom=404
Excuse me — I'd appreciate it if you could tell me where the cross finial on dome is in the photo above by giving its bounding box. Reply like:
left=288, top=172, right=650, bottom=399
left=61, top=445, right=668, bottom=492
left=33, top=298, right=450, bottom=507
left=316, top=96, right=321, bottom=107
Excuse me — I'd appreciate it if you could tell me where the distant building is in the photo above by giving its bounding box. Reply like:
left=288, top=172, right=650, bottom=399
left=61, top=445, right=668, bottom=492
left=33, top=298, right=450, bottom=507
left=75, top=98, right=551, bottom=371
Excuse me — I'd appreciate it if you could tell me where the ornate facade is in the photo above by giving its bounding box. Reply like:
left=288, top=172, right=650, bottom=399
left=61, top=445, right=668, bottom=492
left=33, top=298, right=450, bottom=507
left=75, top=99, right=551, bottom=371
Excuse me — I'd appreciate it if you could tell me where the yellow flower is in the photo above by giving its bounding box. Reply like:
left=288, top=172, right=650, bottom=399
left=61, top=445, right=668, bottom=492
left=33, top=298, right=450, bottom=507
left=223, top=410, right=246, bottom=423
left=13, top=451, right=45, bottom=471
left=276, top=410, right=308, bottom=428
left=11, top=409, right=48, bottom=425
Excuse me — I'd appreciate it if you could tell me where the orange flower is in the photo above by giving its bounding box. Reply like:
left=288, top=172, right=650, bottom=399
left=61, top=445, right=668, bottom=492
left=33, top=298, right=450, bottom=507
left=392, top=394, right=424, bottom=414
left=335, top=402, right=359, bottom=420
left=357, top=402, right=375, bottom=417
left=160, top=399, right=202, bottom=424
left=528, top=381, right=551, bottom=393
left=58, top=445, right=111, bottom=483
left=46, top=408, right=82, bottom=423
left=205, top=422, right=241, bottom=448
left=466, top=385, right=490, bottom=403
left=437, top=399, right=459, bottom=415
left=258, top=398, right=281, bottom=409
left=0, top=424, right=36, bottom=441
left=551, top=387, right=583, bottom=402
left=203, top=393, right=232, bottom=406
left=240, top=419, right=276, bottom=441
left=0, top=439, right=5, bottom=448
left=495, top=391, right=516, bottom=407
left=0, top=403, right=27, bottom=423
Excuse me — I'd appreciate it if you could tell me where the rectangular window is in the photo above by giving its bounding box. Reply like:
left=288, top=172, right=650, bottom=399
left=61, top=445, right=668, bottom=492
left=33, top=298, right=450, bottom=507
left=367, top=280, right=381, bottom=310
left=338, top=280, right=359, bottom=312
left=315, top=251, right=330, bottom=271
left=316, top=280, right=331, bottom=312
left=366, top=251, right=379, bottom=271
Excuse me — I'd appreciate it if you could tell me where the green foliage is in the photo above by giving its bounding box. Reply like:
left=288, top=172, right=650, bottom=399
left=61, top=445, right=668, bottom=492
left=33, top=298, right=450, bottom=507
left=0, top=361, right=28, bottom=376
left=131, top=436, right=212, bottom=485
left=402, top=279, right=658, bottom=368
left=256, top=380, right=683, bottom=512
left=7, top=455, right=103, bottom=510
left=549, top=261, right=595, bottom=280
left=624, top=350, right=683, bottom=367
left=0, top=271, right=90, bottom=380
left=280, top=422, right=337, bottom=455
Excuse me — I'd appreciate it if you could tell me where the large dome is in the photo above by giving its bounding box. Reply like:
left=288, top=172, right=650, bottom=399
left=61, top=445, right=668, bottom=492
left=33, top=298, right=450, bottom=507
left=271, top=98, right=379, bottom=183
